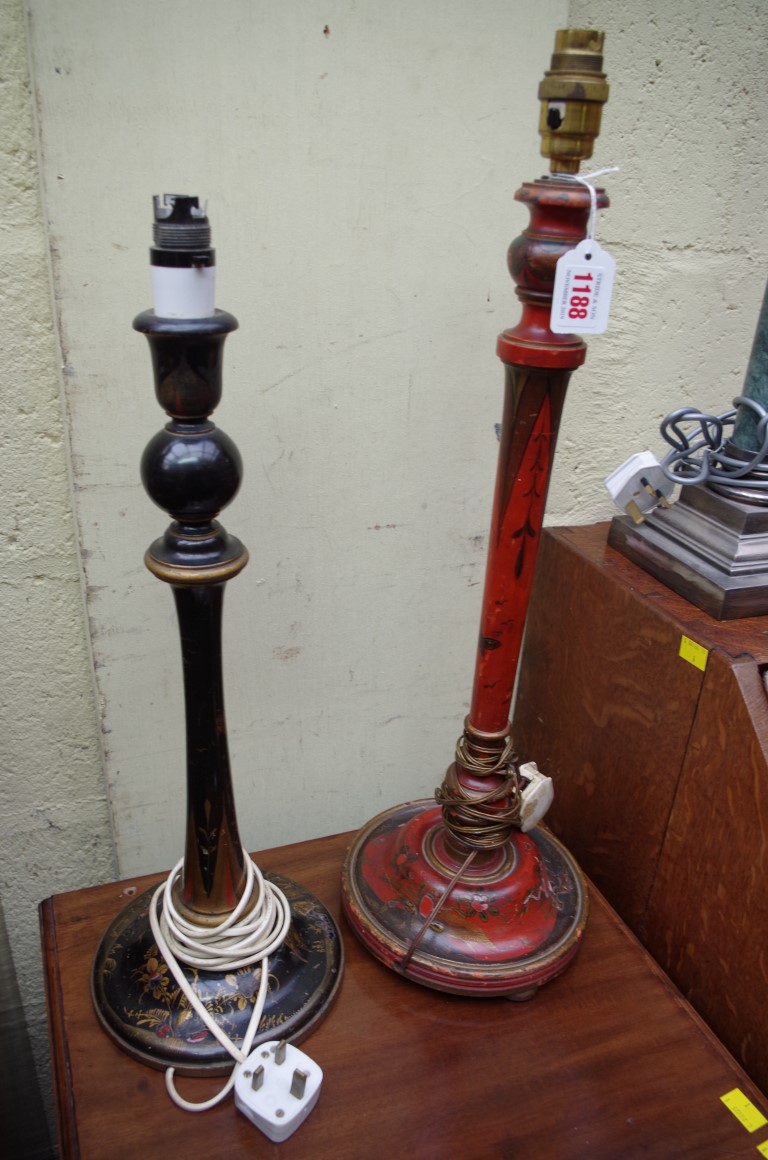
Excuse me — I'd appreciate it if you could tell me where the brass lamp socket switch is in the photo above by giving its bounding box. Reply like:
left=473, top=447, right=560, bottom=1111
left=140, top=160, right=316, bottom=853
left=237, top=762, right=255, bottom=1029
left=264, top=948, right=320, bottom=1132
left=538, top=29, right=609, bottom=175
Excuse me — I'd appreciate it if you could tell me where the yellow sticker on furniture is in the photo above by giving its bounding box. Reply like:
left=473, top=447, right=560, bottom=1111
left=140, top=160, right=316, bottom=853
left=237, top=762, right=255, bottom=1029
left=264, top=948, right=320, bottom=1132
left=757, top=1140, right=768, bottom=1157
left=720, top=1088, right=767, bottom=1132
left=679, top=634, right=708, bottom=671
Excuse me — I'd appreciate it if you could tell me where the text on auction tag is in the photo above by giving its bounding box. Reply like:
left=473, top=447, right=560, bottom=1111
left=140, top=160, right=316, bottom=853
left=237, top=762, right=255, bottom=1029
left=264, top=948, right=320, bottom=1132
left=550, top=238, right=616, bottom=335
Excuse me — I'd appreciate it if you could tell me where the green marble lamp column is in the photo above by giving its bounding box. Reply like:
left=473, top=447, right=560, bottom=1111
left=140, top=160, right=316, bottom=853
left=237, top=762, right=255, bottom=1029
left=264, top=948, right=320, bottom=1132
left=608, top=277, right=768, bottom=617
left=731, top=281, right=768, bottom=453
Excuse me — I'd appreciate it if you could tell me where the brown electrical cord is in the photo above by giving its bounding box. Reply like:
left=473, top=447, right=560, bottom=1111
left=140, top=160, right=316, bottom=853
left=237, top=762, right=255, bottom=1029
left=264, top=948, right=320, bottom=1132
left=454, top=731, right=518, bottom=776
left=399, top=848, right=477, bottom=973
left=435, top=732, right=524, bottom=850
left=400, top=730, right=524, bottom=972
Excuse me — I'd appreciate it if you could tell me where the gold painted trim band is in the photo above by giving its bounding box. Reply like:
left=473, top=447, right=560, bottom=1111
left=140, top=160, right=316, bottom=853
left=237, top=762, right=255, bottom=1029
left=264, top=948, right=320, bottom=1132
left=144, top=547, right=250, bottom=585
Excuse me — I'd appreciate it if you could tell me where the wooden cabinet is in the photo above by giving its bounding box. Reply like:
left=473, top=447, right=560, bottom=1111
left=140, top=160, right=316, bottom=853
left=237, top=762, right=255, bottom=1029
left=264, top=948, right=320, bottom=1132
left=513, top=523, right=768, bottom=1094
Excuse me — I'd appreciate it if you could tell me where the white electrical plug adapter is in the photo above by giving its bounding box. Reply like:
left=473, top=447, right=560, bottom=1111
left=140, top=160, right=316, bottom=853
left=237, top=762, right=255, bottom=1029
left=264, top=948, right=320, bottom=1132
left=234, top=1039, right=323, bottom=1142
left=604, top=451, right=675, bottom=524
left=518, top=762, right=554, bottom=832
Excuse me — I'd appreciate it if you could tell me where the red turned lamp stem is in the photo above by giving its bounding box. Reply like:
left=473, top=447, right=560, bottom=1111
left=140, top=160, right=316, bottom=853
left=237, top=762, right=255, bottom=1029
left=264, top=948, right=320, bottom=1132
left=465, top=178, right=606, bottom=746
left=342, top=29, right=611, bottom=998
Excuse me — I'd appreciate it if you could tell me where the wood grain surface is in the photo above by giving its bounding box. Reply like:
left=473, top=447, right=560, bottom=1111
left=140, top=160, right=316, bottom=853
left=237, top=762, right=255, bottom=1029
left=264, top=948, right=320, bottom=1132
left=645, top=650, right=768, bottom=1095
left=513, top=523, right=720, bottom=928
left=513, top=522, right=768, bottom=1096
left=42, top=830, right=768, bottom=1159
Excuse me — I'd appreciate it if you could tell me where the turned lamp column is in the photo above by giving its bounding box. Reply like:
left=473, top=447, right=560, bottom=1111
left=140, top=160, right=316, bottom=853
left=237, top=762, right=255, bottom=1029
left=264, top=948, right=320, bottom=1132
left=341, top=29, right=610, bottom=998
left=136, top=306, right=248, bottom=919
left=92, top=196, right=343, bottom=1075
left=454, top=29, right=612, bottom=807
left=448, top=28, right=610, bottom=838
left=452, top=178, right=606, bottom=804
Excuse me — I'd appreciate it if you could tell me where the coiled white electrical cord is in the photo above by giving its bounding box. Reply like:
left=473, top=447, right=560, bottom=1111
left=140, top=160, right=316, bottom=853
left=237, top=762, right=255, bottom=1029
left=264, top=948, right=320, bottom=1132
left=148, top=853, right=291, bottom=1112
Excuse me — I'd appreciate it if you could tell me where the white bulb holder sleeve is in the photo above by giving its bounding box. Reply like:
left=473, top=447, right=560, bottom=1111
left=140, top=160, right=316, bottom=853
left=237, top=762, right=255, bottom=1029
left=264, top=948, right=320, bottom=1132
left=151, top=264, right=216, bottom=319
left=150, top=193, right=216, bottom=319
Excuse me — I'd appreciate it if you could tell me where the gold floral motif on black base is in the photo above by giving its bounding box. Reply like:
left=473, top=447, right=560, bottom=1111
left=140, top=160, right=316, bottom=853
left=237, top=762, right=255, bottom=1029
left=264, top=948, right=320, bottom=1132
left=92, top=871, right=343, bottom=1076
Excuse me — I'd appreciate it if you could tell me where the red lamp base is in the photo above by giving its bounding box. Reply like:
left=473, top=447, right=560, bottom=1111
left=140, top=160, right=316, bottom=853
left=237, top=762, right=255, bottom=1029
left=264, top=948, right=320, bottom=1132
left=341, top=800, right=587, bottom=999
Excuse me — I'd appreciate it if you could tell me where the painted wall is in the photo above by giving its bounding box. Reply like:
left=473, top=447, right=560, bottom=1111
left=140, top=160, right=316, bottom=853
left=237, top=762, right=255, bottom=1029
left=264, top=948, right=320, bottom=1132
left=557, top=0, right=768, bottom=517
left=5, top=0, right=767, bottom=1133
left=24, top=0, right=567, bottom=886
left=0, top=0, right=114, bottom=1134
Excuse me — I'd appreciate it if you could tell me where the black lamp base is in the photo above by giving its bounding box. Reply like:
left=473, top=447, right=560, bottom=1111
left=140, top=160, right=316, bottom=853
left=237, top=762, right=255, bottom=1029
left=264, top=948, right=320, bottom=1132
left=92, top=871, right=343, bottom=1076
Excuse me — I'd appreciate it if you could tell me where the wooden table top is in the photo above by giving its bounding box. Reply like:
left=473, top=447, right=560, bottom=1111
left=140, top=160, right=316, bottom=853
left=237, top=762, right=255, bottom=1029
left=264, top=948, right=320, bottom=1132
left=41, top=828, right=768, bottom=1159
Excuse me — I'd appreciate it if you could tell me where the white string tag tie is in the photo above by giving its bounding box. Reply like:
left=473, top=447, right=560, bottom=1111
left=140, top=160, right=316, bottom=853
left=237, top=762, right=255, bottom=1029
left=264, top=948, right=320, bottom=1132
left=550, top=166, right=619, bottom=336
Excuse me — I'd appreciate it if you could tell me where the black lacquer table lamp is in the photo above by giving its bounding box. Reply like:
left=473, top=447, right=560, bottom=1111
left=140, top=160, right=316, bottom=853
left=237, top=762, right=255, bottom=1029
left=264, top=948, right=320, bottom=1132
left=91, top=196, right=342, bottom=1097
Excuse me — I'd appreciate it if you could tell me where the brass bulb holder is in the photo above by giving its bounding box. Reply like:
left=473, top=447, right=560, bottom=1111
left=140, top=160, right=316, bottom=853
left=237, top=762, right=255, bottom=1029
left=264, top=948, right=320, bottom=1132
left=538, top=29, right=609, bottom=174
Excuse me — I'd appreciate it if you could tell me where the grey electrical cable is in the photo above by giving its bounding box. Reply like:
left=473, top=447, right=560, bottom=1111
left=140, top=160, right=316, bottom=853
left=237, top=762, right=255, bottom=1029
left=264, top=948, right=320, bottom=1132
left=660, top=397, right=768, bottom=490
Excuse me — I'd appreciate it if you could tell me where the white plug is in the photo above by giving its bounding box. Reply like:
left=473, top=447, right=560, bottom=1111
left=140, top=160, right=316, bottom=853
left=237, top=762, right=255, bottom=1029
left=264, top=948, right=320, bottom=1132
left=234, top=1040, right=323, bottom=1142
left=518, top=762, right=554, bottom=832
left=604, top=451, right=675, bottom=524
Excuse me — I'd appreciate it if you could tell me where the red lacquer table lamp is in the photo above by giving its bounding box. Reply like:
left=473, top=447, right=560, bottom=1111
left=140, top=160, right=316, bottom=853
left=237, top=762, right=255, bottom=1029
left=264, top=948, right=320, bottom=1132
left=342, top=29, right=611, bottom=998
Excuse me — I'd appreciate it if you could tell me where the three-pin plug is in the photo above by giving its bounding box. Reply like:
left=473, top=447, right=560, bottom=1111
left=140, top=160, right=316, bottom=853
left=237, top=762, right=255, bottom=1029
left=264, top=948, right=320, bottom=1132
left=605, top=451, right=675, bottom=524
left=234, top=1039, right=323, bottom=1142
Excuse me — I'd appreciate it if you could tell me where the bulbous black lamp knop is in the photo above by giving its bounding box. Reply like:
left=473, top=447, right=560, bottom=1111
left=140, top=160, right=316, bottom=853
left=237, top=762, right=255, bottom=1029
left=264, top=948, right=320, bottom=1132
left=138, top=313, right=247, bottom=577
left=134, top=306, right=249, bottom=920
left=92, top=195, right=342, bottom=1076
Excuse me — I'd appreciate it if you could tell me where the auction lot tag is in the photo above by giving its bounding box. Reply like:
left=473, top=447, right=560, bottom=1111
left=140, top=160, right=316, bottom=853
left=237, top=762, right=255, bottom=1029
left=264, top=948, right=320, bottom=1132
left=550, top=238, right=616, bottom=335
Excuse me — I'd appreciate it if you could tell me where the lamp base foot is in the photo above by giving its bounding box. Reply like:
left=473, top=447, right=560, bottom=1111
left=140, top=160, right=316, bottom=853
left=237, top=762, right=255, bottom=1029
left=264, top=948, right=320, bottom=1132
left=92, top=871, right=343, bottom=1076
left=341, top=799, right=586, bottom=998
